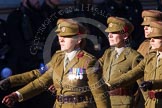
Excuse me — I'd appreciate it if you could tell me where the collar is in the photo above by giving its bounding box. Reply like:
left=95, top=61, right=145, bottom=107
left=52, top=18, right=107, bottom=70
left=115, top=47, right=125, bottom=55
left=65, top=48, right=80, bottom=61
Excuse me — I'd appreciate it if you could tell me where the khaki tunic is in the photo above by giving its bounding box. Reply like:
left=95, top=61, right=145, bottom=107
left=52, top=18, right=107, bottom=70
left=109, top=52, right=162, bottom=108
left=8, top=56, right=56, bottom=88
left=17, top=50, right=111, bottom=108
left=99, top=47, right=142, bottom=108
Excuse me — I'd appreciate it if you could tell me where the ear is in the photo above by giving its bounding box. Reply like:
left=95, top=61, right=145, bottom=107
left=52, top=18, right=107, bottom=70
left=77, top=36, right=82, bottom=44
left=123, top=33, right=129, bottom=40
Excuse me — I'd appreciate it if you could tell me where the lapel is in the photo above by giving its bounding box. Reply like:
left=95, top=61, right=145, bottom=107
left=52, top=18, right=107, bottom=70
left=105, top=49, right=114, bottom=72
left=104, top=48, right=114, bottom=82
left=64, top=50, right=81, bottom=75
left=112, top=48, right=130, bottom=65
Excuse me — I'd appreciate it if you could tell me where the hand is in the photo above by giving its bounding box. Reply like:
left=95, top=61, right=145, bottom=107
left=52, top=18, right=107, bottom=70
left=0, top=78, right=11, bottom=91
left=140, top=81, right=153, bottom=91
left=2, top=92, right=18, bottom=107
left=48, top=85, right=56, bottom=95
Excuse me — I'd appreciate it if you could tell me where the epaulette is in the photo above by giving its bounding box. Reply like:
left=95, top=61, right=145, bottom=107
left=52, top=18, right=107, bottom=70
left=55, top=50, right=64, bottom=54
left=80, top=51, right=94, bottom=59
left=53, top=50, right=64, bottom=57
left=105, top=47, right=114, bottom=52
left=124, top=47, right=131, bottom=55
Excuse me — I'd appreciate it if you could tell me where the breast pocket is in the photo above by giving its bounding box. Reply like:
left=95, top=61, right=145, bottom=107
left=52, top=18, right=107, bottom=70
left=113, top=64, right=131, bottom=74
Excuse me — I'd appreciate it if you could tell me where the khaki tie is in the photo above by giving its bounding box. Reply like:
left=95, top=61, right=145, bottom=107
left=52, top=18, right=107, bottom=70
left=64, top=57, right=70, bottom=69
left=112, top=50, right=118, bottom=63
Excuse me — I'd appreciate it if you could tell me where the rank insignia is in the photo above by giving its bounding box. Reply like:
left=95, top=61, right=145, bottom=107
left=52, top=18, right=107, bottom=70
left=61, top=27, right=66, bottom=32
left=109, top=23, right=113, bottom=27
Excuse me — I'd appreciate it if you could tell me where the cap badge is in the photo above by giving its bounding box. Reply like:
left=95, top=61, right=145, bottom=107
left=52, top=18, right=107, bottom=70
left=144, top=17, right=147, bottom=21
left=109, top=23, right=113, bottom=27
left=61, top=27, right=66, bottom=32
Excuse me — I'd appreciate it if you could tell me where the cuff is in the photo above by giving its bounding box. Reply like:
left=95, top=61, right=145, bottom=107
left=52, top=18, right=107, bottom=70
left=106, top=82, right=111, bottom=87
left=15, top=91, right=23, bottom=102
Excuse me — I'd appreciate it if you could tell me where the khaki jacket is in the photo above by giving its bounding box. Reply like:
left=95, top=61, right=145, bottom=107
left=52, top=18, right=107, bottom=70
left=99, top=47, right=142, bottom=107
left=17, top=50, right=111, bottom=108
left=109, top=52, right=162, bottom=108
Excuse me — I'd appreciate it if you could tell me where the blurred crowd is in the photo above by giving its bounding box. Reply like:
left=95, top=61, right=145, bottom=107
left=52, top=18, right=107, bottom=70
left=0, top=0, right=162, bottom=108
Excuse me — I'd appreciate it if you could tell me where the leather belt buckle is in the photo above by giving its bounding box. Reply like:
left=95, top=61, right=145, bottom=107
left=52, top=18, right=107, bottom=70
left=56, top=95, right=85, bottom=103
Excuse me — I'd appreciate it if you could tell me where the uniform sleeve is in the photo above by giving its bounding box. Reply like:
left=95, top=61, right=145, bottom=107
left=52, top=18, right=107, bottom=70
left=8, top=56, right=54, bottom=88
left=9, top=70, right=41, bottom=87
left=17, top=68, right=53, bottom=101
left=109, top=58, right=146, bottom=89
left=132, top=54, right=149, bottom=100
left=86, top=58, right=111, bottom=108
left=16, top=54, right=58, bottom=101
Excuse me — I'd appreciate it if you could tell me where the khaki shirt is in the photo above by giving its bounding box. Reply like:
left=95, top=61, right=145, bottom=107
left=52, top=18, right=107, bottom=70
left=17, top=50, right=111, bottom=108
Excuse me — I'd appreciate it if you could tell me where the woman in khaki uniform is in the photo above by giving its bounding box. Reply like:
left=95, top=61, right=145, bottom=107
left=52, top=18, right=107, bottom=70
left=108, top=21, right=162, bottom=108
left=2, top=19, right=110, bottom=108
left=99, top=16, right=143, bottom=108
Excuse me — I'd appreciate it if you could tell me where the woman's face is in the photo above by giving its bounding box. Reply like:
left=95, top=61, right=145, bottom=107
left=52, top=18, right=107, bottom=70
left=58, top=35, right=81, bottom=53
left=108, top=32, right=128, bottom=48
left=150, top=37, right=162, bottom=50
left=144, top=26, right=152, bottom=38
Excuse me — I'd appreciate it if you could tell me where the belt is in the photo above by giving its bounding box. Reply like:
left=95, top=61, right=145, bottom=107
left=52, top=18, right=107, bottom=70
left=108, top=88, right=132, bottom=96
left=56, top=95, right=93, bottom=103
left=148, top=91, right=162, bottom=99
